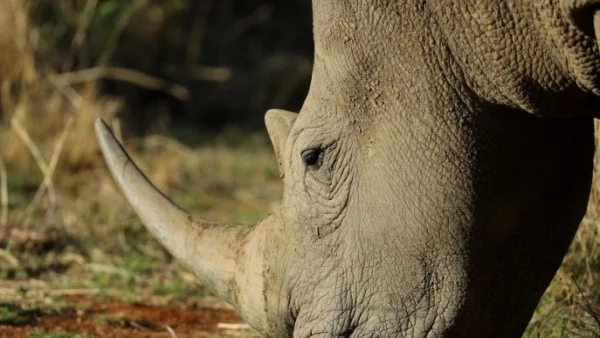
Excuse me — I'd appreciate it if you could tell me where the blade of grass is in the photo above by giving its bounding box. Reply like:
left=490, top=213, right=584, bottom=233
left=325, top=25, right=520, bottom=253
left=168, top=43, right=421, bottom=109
left=0, top=156, right=8, bottom=229
left=95, top=0, right=143, bottom=67
left=165, top=325, right=179, bottom=338
left=37, top=117, right=74, bottom=223
left=10, top=118, right=56, bottom=220
left=0, top=249, right=19, bottom=267
left=571, top=275, right=600, bottom=331
left=63, top=0, right=100, bottom=70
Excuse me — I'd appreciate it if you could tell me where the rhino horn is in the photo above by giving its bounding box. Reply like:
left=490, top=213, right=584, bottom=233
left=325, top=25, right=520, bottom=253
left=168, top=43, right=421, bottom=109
left=94, top=119, right=268, bottom=328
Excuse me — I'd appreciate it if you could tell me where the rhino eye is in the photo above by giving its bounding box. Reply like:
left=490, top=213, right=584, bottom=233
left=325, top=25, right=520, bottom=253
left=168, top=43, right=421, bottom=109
left=301, top=148, right=324, bottom=169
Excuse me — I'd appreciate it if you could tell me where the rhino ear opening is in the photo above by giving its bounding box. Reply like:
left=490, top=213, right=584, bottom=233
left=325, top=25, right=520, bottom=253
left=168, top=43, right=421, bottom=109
left=265, top=109, right=297, bottom=177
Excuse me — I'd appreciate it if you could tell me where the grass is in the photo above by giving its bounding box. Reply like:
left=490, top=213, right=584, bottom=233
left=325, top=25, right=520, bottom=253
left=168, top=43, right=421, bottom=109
left=0, top=6, right=279, bottom=336
left=93, top=313, right=156, bottom=330
left=523, top=217, right=600, bottom=337
left=28, top=331, right=89, bottom=338
left=0, top=304, right=30, bottom=325
left=0, top=1, right=599, bottom=337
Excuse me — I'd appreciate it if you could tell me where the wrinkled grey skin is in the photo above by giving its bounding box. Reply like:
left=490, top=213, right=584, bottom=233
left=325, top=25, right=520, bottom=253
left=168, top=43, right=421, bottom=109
left=96, top=1, right=600, bottom=337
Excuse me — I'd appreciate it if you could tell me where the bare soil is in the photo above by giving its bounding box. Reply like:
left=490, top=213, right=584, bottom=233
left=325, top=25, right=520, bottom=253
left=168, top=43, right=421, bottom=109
left=0, top=296, right=258, bottom=337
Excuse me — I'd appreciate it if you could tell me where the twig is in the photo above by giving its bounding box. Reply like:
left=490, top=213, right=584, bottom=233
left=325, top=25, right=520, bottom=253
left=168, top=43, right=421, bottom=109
left=1, top=80, right=14, bottom=120
left=85, top=263, right=129, bottom=277
left=63, top=0, right=99, bottom=70
left=49, top=288, right=100, bottom=296
left=130, top=320, right=152, bottom=331
left=73, top=0, right=99, bottom=51
left=571, top=275, right=600, bottom=331
left=165, top=325, right=179, bottom=338
left=217, top=323, right=252, bottom=330
left=224, top=4, right=272, bottom=42
left=31, top=117, right=74, bottom=222
left=0, top=156, right=8, bottom=230
left=48, top=288, right=130, bottom=298
left=10, top=119, right=48, bottom=173
left=95, top=0, right=142, bottom=67
left=0, top=249, right=19, bottom=267
left=50, top=67, right=190, bottom=101
left=45, top=73, right=86, bottom=108
left=189, top=66, right=232, bottom=83
left=184, top=0, right=213, bottom=65
left=11, top=117, right=72, bottom=225
left=10, top=119, right=55, bottom=213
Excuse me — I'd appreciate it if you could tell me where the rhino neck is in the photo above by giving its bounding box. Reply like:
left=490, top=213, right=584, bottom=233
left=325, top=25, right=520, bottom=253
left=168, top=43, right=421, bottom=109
left=310, top=0, right=600, bottom=118
left=453, top=107, right=594, bottom=337
left=429, top=0, right=600, bottom=117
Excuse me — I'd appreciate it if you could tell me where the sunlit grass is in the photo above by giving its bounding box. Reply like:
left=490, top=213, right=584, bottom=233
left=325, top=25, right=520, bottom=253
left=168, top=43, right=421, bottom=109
left=524, top=218, right=600, bottom=337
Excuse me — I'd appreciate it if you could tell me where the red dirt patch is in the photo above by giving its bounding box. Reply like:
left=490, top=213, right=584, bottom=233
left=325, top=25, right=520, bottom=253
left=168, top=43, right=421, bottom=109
left=0, top=296, right=253, bottom=337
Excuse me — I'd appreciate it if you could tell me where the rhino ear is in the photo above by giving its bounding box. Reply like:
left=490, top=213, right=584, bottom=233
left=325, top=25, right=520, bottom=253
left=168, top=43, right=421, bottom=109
left=265, top=109, right=297, bottom=177
left=561, top=0, right=600, bottom=38
left=553, top=1, right=600, bottom=95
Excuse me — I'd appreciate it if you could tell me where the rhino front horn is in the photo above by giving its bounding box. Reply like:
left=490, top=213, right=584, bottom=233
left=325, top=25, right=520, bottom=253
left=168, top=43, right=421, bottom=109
left=94, top=119, right=269, bottom=330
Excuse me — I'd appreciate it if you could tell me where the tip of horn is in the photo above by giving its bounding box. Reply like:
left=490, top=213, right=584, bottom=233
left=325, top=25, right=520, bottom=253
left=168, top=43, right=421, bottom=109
left=94, top=117, right=107, bottom=132
left=95, top=118, right=112, bottom=145
left=95, top=118, right=124, bottom=173
left=94, top=117, right=184, bottom=216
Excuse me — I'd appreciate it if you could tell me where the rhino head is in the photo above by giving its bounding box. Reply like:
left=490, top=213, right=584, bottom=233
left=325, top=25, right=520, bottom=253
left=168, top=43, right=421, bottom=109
left=96, top=1, right=600, bottom=337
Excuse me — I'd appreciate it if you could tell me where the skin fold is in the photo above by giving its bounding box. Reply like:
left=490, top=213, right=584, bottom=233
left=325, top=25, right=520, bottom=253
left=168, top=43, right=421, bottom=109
left=96, top=1, right=600, bottom=337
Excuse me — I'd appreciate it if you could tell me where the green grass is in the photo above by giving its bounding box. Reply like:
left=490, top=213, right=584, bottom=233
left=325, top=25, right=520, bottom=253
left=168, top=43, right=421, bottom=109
left=28, top=331, right=89, bottom=338
left=93, top=312, right=156, bottom=330
left=152, top=280, right=191, bottom=297
left=0, top=304, right=30, bottom=325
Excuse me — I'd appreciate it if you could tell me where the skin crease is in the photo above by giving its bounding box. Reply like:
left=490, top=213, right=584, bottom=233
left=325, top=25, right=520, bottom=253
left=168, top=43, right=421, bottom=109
left=97, top=0, right=600, bottom=337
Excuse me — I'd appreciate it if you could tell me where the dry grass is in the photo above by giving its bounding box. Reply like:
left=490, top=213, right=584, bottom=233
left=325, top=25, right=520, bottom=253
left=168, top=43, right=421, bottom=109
left=0, top=0, right=279, bottom=332
left=0, top=1, right=598, bottom=337
left=524, top=219, right=600, bottom=337
left=523, top=121, right=600, bottom=337
left=0, top=0, right=121, bottom=174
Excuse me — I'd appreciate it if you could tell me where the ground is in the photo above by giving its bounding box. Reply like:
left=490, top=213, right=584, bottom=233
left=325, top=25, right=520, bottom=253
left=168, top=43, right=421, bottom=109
left=0, top=295, right=252, bottom=337
left=1, top=292, right=259, bottom=337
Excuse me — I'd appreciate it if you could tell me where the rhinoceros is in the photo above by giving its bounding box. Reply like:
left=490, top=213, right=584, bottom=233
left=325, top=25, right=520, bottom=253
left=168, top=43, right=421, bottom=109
left=95, top=1, right=600, bottom=337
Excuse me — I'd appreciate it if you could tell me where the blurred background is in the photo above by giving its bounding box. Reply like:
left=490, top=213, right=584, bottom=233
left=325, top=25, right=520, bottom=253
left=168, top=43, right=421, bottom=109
left=0, top=0, right=598, bottom=337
